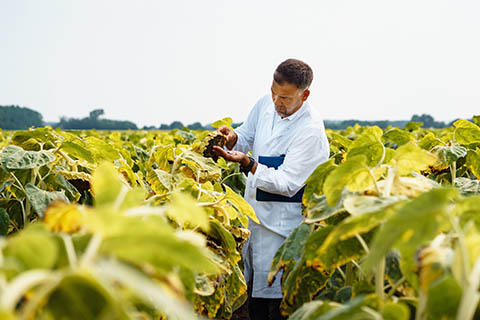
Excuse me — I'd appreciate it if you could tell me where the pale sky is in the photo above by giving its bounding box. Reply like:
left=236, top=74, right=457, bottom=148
left=1, top=0, right=479, bottom=127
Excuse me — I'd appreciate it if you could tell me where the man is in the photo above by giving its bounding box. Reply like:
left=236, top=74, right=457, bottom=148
left=213, top=58, right=329, bottom=320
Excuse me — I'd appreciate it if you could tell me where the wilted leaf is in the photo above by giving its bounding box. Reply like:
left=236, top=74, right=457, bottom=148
left=269, top=223, right=312, bottom=284
left=281, top=256, right=332, bottom=316
left=304, top=191, right=349, bottom=224
left=343, top=194, right=406, bottom=216
left=363, top=188, right=458, bottom=273
left=25, top=183, right=69, bottom=218
left=1, top=145, right=55, bottom=172
left=454, top=177, right=480, bottom=196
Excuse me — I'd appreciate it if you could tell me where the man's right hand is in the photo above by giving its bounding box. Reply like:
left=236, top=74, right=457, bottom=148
left=217, top=125, right=238, bottom=150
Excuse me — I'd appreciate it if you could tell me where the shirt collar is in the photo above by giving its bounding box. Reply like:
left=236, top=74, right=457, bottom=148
left=279, top=102, right=309, bottom=122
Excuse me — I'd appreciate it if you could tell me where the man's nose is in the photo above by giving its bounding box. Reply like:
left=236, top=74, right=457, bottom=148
left=272, top=94, right=279, bottom=104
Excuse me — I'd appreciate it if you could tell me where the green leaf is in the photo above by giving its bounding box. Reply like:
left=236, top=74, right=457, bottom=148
left=382, top=302, right=410, bottom=320
left=363, top=188, right=458, bottom=273
left=405, top=121, right=423, bottom=131
left=382, top=128, right=412, bottom=146
left=323, top=155, right=374, bottom=206
left=454, top=196, right=480, bottom=229
left=59, top=141, right=94, bottom=163
left=454, top=120, right=480, bottom=145
left=91, top=162, right=125, bottom=208
left=346, top=126, right=385, bottom=167
left=426, top=276, right=461, bottom=320
left=393, top=143, right=437, bottom=175
left=418, top=133, right=443, bottom=151
left=466, top=149, right=480, bottom=179
left=95, top=259, right=199, bottom=320
left=25, top=183, right=69, bottom=218
left=0, top=208, right=9, bottom=236
left=95, top=214, right=219, bottom=275
left=3, top=224, right=59, bottom=273
left=167, top=192, right=210, bottom=231
left=1, top=145, right=55, bottom=172
left=289, top=294, right=381, bottom=320
left=46, top=273, right=130, bottom=320
left=11, top=128, right=57, bottom=146
left=84, top=136, right=121, bottom=162
left=268, top=223, right=313, bottom=284
left=330, top=133, right=353, bottom=150
left=288, top=300, right=336, bottom=320
left=211, top=117, right=233, bottom=130
left=473, top=115, right=480, bottom=126
left=44, top=173, right=81, bottom=202
left=303, top=159, right=337, bottom=204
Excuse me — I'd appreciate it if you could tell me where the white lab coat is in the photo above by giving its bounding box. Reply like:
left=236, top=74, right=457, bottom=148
left=234, top=94, right=329, bottom=298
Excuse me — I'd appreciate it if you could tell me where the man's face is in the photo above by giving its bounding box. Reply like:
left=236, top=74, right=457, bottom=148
left=270, top=80, right=310, bottom=118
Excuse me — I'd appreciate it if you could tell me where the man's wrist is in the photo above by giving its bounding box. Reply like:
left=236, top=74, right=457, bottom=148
left=240, top=156, right=255, bottom=174
left=240, top=154, right=250, bottom=167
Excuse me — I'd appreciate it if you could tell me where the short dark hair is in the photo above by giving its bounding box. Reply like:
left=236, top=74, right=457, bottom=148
left=274, top=59, right=313, bottom=89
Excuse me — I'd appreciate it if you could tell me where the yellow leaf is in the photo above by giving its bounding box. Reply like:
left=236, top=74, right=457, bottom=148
left=44, top=201, right=92, bottom=233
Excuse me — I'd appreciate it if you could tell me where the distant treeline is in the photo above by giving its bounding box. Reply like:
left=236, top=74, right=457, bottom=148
left=0, top=105, right=469, bottom=131
left=57, top=109, right=137, bottom=130
left=0, top=106, right=43, bottom=129
left=324, top=114, right=451, bottom=130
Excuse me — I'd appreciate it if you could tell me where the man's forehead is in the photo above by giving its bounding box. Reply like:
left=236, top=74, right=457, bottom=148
left=271, top=80, right=301, bottom=95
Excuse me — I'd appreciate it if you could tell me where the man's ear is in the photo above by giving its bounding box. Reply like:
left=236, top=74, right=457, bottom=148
left=302, top=89, right=310, bottom=101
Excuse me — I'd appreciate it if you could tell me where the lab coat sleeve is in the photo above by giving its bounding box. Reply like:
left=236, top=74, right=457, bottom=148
left=232, top=97, right=265, bottom=154
left=250, top=128, right=330, bottom=197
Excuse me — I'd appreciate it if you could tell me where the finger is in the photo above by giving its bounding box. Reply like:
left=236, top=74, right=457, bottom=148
left=217, top=126, right=230, bottom=135
left=212, top=145, right=228, bottom=157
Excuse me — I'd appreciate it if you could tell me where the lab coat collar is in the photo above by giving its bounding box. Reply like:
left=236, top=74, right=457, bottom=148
left=264, top=102, right=310, bottom=146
